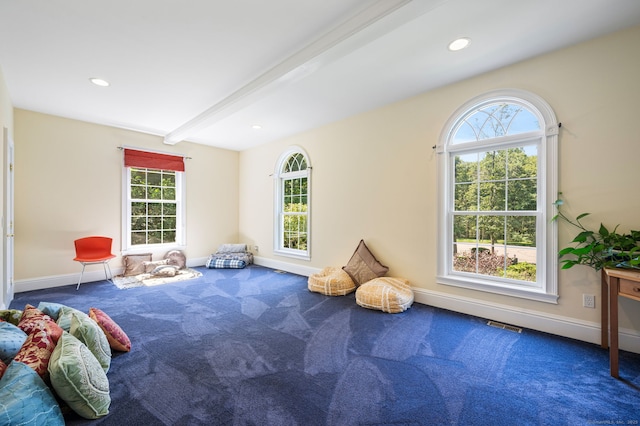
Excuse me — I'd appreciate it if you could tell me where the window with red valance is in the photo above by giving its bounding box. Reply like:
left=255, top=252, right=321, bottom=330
left=122, top=148, right=185, bottom=249
left=123, top=148, right=185, bottom=172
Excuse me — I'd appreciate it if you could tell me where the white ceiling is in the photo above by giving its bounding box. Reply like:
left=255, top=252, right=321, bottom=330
left=1, top=0, right=640, bottom=151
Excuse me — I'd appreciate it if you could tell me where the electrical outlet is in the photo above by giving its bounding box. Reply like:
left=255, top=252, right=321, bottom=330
left=253, top=245, right=259, bottom=252
left=583, top=294, right=595, bottom=309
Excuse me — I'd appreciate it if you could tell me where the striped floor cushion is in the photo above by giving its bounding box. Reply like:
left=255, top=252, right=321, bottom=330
left=355, top=277, right=414, bottom=313
left=308, top=267, right=356, bottom=296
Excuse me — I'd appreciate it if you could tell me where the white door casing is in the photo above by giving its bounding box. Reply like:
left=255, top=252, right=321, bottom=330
left=3, top=127, right=14, bottom=308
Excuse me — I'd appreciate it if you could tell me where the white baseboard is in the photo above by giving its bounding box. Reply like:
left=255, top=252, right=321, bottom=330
left=253, top=257, right=640, bottom=353
left=12, top=257, right=312, bottom=293
left=12, top=257, right=639, bottom=354
left=14, top=269, right=117, bottom=293
left=253, top=256, right=321, bottom=277
left=413, top=288, right=640, bottom=354
left=189, top=257, right=208, bottom=268
left=14, top=258, right=209, bottom=293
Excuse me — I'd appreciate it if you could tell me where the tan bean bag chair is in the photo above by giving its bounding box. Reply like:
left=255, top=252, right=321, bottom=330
left=355, top=277, right=414, bottom=313
left=308, top=267, right=356, bottom=296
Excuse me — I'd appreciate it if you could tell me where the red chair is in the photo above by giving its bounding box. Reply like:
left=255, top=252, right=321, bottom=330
left=73, top=236, right=116, bottom=290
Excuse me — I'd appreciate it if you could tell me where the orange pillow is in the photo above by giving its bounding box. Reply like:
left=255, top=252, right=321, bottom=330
left=89, top=308, right=131, bottom=352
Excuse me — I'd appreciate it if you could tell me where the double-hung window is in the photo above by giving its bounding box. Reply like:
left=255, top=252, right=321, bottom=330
left=274, top=147, right=311, bottom=260
left=437, top=89, right=559, bottom=303
left=122, top=148, right=185, bottom=250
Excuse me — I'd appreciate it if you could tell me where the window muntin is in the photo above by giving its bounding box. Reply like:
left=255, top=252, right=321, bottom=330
left=125, top=167, right=183, bottom=248
left=275, top=148, right=311, bottom=260
left=282, top=176, right=308, bottom=251
left=452, top=141, right=539, bottom=284
left=452, top=103, right=541, bottom=144
left=438, top=90, right=558, bottom=303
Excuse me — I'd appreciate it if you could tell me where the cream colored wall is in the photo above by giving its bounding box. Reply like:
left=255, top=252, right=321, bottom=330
left=0, top=66, right=13, bottom=308
left=239, top=25, right=640, bottom=332
left=0, top=66, right=11, bottom=134
left=14, top=109, right=239, bottom=285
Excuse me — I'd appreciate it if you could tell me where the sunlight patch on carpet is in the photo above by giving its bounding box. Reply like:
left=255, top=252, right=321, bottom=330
left=112, top=268, right=203, bottom=289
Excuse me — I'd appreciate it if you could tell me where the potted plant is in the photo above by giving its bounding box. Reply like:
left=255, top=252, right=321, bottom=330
left=552, top=196, right=640, bottom=271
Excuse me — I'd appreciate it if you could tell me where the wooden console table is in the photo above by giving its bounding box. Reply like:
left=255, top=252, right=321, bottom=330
left=601, top=267, right=640, bottom=378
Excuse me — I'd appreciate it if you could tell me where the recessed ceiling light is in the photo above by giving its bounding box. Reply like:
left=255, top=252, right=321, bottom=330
left=251, top=124, right=263, bottom=130
left=89, top=77, right=110, bottom=87
left=448, top=37, right=471, bottom=51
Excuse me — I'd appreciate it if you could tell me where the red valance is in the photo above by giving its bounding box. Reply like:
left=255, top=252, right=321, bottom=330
left=124, top=149, right=184, bottom=172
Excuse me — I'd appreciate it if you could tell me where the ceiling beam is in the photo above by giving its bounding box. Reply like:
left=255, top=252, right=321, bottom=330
left=163, top=0, right=414, bottom=145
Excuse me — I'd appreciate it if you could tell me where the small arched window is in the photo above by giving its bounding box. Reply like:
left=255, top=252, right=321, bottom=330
left=274, top=147, right=311, bottom=260
left=437, top=89, right=559, bottom=303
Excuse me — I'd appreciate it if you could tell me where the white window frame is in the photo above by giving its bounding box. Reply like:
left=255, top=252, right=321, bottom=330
left=437, top=89, right=559, bottom=303
left=274, top=146, right=311, bottom=260
left=122, top=166, right=186, bottom=252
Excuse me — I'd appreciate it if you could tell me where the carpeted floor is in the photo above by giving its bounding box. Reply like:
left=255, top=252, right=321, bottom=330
left=9, top=265, right=640, bottom=425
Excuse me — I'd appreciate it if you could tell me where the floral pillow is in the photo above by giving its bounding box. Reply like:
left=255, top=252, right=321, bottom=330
left=89, top=307, right=131, bottom=352
left=17, top=305, right=63, bottom=344
left=13, top=329, right=57, bottom=379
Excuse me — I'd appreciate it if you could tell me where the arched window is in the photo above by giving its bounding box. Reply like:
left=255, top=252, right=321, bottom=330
left=274, top=147, right=311, bottom=260
left=437, top=89, right=559, bottom=303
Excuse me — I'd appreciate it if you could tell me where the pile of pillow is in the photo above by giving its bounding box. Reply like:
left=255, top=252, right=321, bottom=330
left=0, top=303, right=131, bottom=424
left=122, top=249, right=187, bottom=278
left=205, top=244, right=254, bottom=269
left=308, top=239, right=414, bottom=313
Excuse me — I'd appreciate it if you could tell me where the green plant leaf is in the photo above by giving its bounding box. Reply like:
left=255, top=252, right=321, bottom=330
left=572, top=231, right=593, bottom=243
left=572, top=246, right=594, bottom=255
left=553, top=197, right=640, bottom=272
left=598, top=223, right=610, bottom=237
left=558, top=247, right=575, bottom=256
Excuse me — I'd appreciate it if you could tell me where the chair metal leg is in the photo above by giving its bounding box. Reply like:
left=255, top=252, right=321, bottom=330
left=77, top=263, right=86, bottom=290
left=103, top=261, right=114, bottom=283
left=77, top=260, right=113, bottom=290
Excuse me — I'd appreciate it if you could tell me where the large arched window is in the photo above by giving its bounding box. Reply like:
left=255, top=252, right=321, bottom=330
left=437, top=89, right=559, bottom=303
left=274, top=147, right=311, bottom=260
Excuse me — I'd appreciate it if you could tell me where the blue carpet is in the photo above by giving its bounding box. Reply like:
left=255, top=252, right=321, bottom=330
left=9, top=265, right=640, bottom=425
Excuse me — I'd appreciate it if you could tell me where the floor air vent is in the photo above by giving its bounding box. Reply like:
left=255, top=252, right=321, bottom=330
left=273, top=270, right=287, bottom=274
left=487, top=321, right=522, bottom=333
